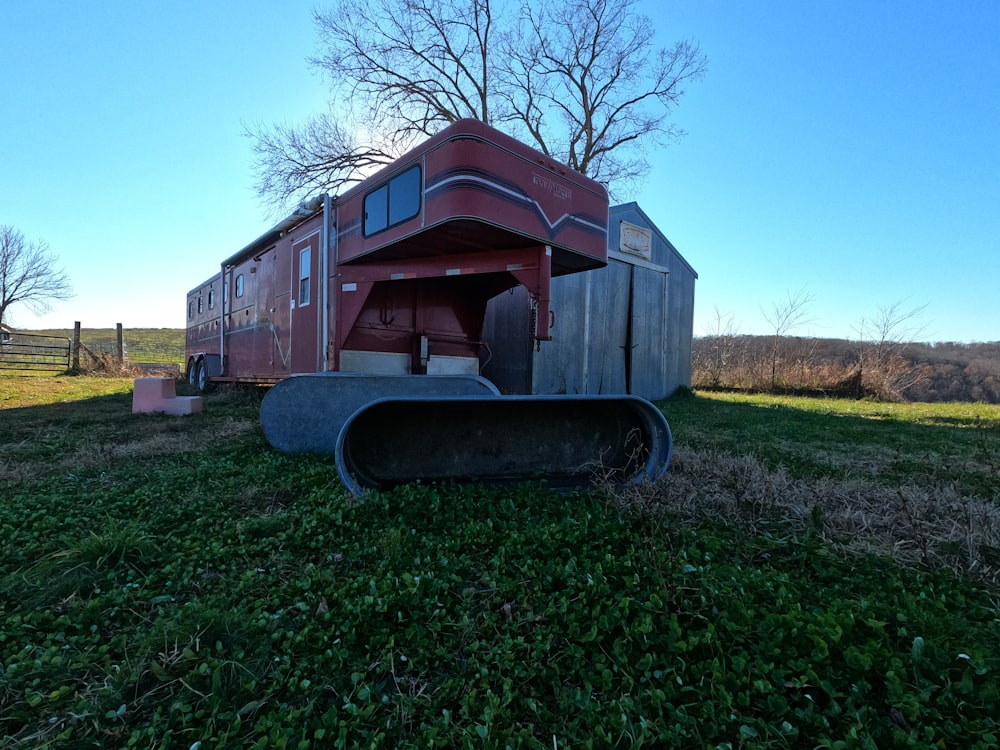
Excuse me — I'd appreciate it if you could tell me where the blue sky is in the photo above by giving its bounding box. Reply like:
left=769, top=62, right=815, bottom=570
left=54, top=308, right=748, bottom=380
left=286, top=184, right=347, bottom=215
left=2, top=1, right=997, bottom=342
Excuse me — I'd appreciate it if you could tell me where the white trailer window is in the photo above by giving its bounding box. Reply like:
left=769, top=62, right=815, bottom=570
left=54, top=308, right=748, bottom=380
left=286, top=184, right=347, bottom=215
left=298, top=248, right=311, bottom=306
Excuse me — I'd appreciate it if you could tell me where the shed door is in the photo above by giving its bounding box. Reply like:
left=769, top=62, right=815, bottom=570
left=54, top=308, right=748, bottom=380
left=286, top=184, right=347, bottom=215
left=588, top=261, right=630, bottom=394
left=627, top=266, right=669, bottom=400
left=290, top=233, right=321, bottom=373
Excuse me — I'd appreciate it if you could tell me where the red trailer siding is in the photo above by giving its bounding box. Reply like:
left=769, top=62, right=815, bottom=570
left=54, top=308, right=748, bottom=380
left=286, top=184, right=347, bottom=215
left=185, top=120, right=608, bottom=386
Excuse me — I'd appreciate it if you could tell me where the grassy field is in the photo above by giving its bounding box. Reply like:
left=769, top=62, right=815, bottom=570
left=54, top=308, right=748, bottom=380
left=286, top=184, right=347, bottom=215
left=1, top=381, right=998, bottom=748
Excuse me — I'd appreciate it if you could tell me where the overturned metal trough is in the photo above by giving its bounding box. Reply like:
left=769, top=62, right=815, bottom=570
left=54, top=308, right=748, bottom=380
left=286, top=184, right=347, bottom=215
left=260, top=372, right=499, bottom=453
left=335, top=394, right=672, bottom=496
left=262, top=373, right=672, bottom=496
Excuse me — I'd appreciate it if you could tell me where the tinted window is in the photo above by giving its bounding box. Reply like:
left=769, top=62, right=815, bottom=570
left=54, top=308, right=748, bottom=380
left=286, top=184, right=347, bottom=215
left=235, top=274, right=244, bottom=298
left=363, top=165, right=421, bottom=236
left=389, top=166, right=421, bottom=225
left=364, top=185, right=388, bottom=235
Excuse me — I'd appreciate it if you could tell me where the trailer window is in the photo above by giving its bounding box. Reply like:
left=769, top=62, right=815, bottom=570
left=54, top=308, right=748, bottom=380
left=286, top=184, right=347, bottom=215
left=363, top=165, right=421, bottom=236
left=235, top=273, right=244, bottom=298
left=298, top=248, right=311, bottom=306
left=188, top=301, right=194, bottom=319
left=364, top=186, right=388, bottom=235
left=389, top=166, right=421, bottom=224
left=198, top=296, right=204, bottom=315
left=208, top=288, right=215, bottom=309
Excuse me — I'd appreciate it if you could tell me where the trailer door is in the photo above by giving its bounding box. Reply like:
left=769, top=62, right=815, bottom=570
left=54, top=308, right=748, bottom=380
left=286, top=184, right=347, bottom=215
left=290, top=232, right=321, bottom=373
left=265, top=246, right=291, bottom=377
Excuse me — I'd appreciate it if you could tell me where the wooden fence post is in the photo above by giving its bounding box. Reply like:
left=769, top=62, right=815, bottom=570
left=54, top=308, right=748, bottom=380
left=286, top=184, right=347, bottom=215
left=72, top=322, right=81, bottom=370
left=116, top=323, right=125, bottom=365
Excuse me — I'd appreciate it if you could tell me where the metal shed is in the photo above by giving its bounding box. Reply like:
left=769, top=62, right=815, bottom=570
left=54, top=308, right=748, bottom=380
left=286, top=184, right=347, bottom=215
left=481, top=202, right=698, bottom=400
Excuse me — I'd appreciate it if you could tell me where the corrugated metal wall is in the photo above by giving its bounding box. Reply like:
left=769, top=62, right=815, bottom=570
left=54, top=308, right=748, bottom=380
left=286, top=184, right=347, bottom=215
left=481, top=203, right=697, bottom=400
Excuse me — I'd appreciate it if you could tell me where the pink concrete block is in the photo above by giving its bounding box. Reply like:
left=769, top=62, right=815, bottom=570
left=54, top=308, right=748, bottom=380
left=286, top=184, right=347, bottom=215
left=159, top=396, right=204, bottom=416
left=133, top=378, right=177, bottom=414
left=132, top=378, right=202, bottom=416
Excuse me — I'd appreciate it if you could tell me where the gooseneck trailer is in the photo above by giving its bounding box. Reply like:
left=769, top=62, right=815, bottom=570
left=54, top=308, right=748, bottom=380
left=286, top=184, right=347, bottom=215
left=185, top=119, right=671, bottom=494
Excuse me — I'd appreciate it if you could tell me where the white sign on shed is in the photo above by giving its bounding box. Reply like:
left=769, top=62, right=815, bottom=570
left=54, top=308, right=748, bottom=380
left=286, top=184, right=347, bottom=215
left=619, top=220, right=652, bottom=260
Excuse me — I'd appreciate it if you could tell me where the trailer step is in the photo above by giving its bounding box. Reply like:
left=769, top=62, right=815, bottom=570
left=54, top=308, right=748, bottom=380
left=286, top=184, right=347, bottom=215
left=259, top=372, right=499, bottom=453
left=335, top=395, right=672, bottom=496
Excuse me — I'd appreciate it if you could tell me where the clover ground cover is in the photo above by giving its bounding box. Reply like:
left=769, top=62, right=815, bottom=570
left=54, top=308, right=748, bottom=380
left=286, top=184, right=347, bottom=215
left=1, top=382, right=998, bottom=748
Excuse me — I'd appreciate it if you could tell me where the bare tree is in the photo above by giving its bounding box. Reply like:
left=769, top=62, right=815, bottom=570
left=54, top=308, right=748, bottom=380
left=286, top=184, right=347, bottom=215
left=247, top=0, right=706, bottom=210
left=0, top=226, right=73, bottom=329
left=854, top=301, right=929, bottom=401
left=504, top=0, right=705, bottom=192
left=245, top=0, right=502, bottom=210
left=245, top=112, right=399, bottom=211
left=762, top=287, right=815, bottom=389
left=693, top=306, right=741, bottom=388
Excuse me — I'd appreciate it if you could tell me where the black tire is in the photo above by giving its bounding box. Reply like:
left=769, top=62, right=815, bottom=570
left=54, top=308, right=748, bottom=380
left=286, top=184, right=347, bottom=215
left=187, top=358, right=200, bottom=386
left=197, top=359, right=209, bottom=392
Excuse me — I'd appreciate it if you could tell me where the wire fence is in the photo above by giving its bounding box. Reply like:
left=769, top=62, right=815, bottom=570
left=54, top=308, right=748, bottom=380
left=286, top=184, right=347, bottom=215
left=85, top=340, right=184, bottom=365
left=1, top=325, right=185, bottom=375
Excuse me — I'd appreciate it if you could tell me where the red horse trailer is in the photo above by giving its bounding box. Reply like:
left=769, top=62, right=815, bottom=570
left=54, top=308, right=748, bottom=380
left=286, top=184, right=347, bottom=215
left=185, top=119, right=672, bottom=493
left=186, top=119, right=608, bottom=387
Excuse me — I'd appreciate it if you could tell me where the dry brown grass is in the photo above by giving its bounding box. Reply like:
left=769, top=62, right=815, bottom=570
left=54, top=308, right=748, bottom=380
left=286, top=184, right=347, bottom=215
left=63, top=416, right=259, bottom=470
left=77, top=350, right=150, bottom=377
left=603, top=448, right=1000, bottom=587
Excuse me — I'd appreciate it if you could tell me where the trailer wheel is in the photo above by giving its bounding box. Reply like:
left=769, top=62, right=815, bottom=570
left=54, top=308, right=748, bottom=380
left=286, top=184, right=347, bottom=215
left=186, top=358, right=199, bottom=386
left=197, top=360, right=209, bottom=392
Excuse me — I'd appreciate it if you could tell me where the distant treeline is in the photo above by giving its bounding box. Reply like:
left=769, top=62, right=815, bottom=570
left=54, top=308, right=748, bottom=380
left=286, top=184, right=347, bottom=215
left=22, top=326, right=1000, bottom=403
left=692, top=335, right=1000, bottom=403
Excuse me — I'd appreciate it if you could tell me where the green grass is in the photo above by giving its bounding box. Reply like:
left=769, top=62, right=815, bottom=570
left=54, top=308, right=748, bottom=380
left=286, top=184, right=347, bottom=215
left=665, top=391, right=1000, bottom=498
left=1, top=382, right=998, bottom=748
left=0, top=375, right=135, bottom=407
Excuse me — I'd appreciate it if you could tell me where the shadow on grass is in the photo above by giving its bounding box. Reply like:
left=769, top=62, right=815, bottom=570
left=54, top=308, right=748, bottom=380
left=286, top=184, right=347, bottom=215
left=0, top=384, right=267, bottom=483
